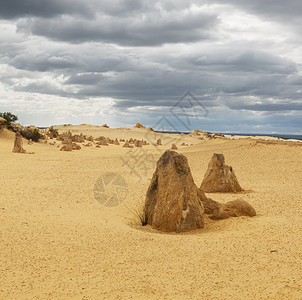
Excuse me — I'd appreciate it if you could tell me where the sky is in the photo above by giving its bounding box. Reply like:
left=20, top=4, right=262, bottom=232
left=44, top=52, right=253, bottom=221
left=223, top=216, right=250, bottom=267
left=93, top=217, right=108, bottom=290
left=0, top=0, right=302, bottom=134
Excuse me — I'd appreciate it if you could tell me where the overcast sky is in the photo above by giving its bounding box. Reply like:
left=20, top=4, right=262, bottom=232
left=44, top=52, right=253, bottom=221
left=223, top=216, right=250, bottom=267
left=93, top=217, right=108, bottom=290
left=0, top=0, right=302, bottom=133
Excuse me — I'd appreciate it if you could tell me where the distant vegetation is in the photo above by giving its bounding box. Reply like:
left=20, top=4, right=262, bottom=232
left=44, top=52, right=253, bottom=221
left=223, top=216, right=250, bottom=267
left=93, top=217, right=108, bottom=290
left=20, top=127, right=43, bottom=142
left=49, top=126, right=59, bottom=138
left=0, top=111, right=43, bottom=142
left=0, top=112, right=18, bottom=125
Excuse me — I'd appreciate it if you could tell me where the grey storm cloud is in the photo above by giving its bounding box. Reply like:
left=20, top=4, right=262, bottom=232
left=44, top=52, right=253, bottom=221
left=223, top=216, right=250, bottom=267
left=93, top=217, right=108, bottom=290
left=14, top=81, right=69, bottom=97
left=11, top=53, right=76, bottom=72
left=3, top=0, right=301, bottom=23
left=0, top=0, right=301, bottom=132
left=214, top=0, right=302, bottom=21
left=4, top=40, right=301, bottom=107
left=0, top=0, right=94, bottom=19
left=66, top=73, right=105, bottom=85
left=234, top=103, right=302, bottom=112
left=17, top=12, right=218, bottom=46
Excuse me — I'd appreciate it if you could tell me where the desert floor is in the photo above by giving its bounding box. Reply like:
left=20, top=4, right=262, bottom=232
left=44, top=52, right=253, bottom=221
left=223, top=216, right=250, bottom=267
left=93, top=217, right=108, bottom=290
left=1, top=125, right=302, bottom=299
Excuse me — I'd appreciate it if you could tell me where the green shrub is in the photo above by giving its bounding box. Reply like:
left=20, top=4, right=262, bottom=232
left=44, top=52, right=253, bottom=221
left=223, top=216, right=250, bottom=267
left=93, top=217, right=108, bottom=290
left=0, top=112, right=18, bottom=125
left=49, top=126, right=59, bottom=138
left=20, top=128, right=43, bottom=142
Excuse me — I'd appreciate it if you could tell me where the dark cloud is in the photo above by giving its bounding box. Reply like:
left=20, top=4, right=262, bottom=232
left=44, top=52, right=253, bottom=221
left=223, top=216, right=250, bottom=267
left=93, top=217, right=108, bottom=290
left=66, top=73, right=104, bottom=85
left=214, top=0, right=302, bottom=22
left=14, top=81, right=69, bottom=97
left=237, top=103, right=302, bottom=111
left=0, top=0, right=301, bottom=132
left=17, top=12, right=218, bottom=46
left=4, top=40, right=301, bottom=109
left=0, top=0, right=94, bottom=19
left=11, top=53, right=76, bottom=72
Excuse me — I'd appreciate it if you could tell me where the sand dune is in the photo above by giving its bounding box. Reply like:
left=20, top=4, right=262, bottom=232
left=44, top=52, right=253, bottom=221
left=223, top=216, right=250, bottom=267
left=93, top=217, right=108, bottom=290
left=1, top=125, right=302, bottom=299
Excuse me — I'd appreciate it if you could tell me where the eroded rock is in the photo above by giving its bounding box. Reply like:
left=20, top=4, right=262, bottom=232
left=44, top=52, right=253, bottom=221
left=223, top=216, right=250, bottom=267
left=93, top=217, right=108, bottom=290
left=12, top=132, right=26, bottom=153
left=123, top=140, right=133, bottom=148
left=60, top=138, right=73, bottom=151
left=200, top=153, right=243, bottom=193
left=144, top=150, right=204, bottom=232
left=197, top=189, right=256, bottom=220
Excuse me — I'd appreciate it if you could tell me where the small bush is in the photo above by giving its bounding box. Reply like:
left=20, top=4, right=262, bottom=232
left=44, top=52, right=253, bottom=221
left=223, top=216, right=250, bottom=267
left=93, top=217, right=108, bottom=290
left=20, top=128, right=43, bottom=142
left=125, top=201, right=148, bottom=226
left=0, top=112, right=18, bottom=125
left=49, top=126, right=59, bottom=138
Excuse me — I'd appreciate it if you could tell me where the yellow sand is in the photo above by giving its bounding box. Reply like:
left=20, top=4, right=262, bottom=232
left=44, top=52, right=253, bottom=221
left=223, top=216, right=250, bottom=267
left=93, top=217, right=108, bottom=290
left=1, top=125, right=302, bottom=299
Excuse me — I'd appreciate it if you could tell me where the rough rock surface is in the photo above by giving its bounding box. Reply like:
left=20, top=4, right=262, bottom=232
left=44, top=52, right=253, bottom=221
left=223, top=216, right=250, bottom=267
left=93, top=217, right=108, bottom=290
left=197, top=189, right=256, bottom=220
left=107, top=138, right=114, bottom=144
left=210, top=200, right=256, bottom=220
left=135, top=123, right=145, bottom=128
left=193, top=129, right=204, bottom=135
left=98, top=136, right=108, bottom=146
left=85, top=136, right=94, bottom=142
left=12, top=132, right=26, bottom=153
left=123, top=140, right=133, bottom=148
left=83, top=142, right=92, bottom=147
left=72, top=143, right=81, bottom=150
left=0, top=117, right=6, bottom=127
left=72, top=134, right=84, bottom=143
left=123, top=140, right=131, bottom=148
left=197, top=189, right=221, bottom=215
left=101, top=139, right=109, bottom=146
left=144, top=150, right=204, bottom=232
left=200, top=153, right=243, bottom=192
left=60, top=138, right=73, bottom=151
left=134, top=140, right=143, bottom=147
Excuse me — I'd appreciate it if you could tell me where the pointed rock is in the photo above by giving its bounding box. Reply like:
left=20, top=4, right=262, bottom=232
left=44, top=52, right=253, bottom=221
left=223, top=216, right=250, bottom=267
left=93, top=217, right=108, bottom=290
left=60, top=138, right=73, bottom=151
left=99, top=136, right=108, bottom=146
left=12, top=132, right=26, bottom=153
left=144, top=150, right=204, bottom=232
left=72, top=133, right=84, bottom=143
left=135, top=123, right=145, bottom=128
left=200, top=153, right=243, bottom=192
left=134, top=140, right=143, bottom=147
left=86, top=136, right=94, bottom=142
left=123, top=140, right=133, bottom=148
